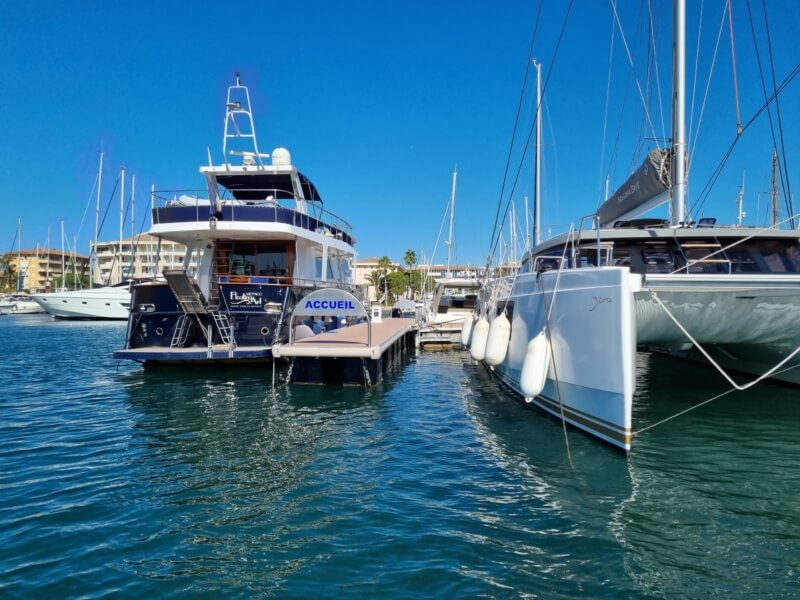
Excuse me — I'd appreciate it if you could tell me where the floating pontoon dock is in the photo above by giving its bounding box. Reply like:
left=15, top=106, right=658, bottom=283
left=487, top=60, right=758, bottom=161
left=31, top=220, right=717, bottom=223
left=272, top=318, right=417, bottom=385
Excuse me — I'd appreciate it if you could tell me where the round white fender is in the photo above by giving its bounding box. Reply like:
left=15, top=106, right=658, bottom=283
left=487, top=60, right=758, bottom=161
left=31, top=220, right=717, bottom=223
left=469, top=316, right=490, bottom=360
left=520, top=331, right=551, bottom=398
left=460, top=314, right=475, bottom=347
left=484, top=312, right=511, bottom=366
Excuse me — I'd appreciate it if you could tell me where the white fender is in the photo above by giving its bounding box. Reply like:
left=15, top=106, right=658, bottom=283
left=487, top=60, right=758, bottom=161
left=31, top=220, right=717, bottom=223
left=293, top=324, right=315, bottom=340
left=469, top=317, right=490, bottom=360
left=484, top=312, right=511, bottom=366
left=520, top=331, right=551, bottom=398
left=460, top=314, right=475, bottom=346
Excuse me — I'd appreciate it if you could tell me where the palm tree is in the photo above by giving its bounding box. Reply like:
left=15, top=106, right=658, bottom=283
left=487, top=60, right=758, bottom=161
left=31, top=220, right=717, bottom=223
left=0, top=254, right=16, bottom=293
left=377, top=256, right=392, bottom=273
left=404, top=249, right=417, bottom=299
left=375, top=256, right=392, bottom=305
left=365, top=270, right=386, bottom=304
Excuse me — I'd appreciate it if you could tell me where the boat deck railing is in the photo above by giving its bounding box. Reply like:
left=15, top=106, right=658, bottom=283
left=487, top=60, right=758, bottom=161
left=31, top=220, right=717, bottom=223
left=151, top=189, right=354, bottom=246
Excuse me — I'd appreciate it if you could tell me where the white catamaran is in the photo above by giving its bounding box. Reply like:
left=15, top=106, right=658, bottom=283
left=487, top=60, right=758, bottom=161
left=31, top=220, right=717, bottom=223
left=469, top=0, right=800, bottom=452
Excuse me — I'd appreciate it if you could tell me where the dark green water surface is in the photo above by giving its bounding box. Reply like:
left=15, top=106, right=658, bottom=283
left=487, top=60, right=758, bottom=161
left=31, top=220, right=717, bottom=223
left=0, top=315, right=798, bottom=598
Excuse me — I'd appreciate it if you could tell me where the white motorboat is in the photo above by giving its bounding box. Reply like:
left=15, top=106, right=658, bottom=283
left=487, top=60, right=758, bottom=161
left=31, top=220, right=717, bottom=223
left=472, top=0, right=800, bottom=452
left=30, top=282, right=131, bottom=320
left=114, top=73, right=359, bottom=365
left=418, top=277, right=481, bottom=347
left=0, top=294, right=46, bottom=315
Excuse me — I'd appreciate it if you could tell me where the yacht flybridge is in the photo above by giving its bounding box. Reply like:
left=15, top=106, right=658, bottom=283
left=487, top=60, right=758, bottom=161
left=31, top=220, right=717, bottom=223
left=114, top=74, right=358, bottom=364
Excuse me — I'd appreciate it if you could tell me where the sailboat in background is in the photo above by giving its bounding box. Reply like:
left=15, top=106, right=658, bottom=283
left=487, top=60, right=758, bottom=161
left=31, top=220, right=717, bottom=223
left=418, top=167, right=482, bottom=347
left=0, top=219, right=45, bottom=315
left=31, top=154, right=132, bottom=320
left=470, top=0, right=800, bottom=452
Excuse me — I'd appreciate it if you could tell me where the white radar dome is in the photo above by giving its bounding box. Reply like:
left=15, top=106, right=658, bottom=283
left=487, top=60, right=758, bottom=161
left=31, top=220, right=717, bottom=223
left=272, top=147, right=291, bottom=167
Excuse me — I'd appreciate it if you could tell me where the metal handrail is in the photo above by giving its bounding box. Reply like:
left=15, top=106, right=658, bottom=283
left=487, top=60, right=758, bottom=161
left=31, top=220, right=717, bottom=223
left=152, top=189, right=354, bottom=237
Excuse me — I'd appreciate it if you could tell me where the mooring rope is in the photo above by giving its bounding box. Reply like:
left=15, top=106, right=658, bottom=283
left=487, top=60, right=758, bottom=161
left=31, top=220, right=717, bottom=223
left=649, top=290, right=800, bottom=390
left=535, top=227, right=576, bottom=466
left=632, top=290, right=800, bottom=437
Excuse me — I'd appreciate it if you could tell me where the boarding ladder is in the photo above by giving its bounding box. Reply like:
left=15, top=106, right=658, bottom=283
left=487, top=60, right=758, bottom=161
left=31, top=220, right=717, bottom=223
left=163, top=269, right=236, bottom=350
left=171, top=315, right=192, bottom=347
left=211, top=311, right=235, bottom=347
left=163, top=269, right=209, bottom=315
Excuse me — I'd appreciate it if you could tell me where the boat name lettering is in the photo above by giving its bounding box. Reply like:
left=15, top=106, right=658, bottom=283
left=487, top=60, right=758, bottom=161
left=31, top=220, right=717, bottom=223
left=304, top=300, right=356, bottom=310
left=230, top=291, right=263, bottom=306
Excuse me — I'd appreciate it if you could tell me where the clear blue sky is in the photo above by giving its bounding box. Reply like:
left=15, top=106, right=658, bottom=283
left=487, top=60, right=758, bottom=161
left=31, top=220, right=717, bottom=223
left=1, top=1, right=798, bottom=267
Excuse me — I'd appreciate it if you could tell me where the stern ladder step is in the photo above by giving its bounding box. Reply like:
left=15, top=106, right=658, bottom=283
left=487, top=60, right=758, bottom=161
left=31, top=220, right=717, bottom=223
left=211, top=310, right=235, bottom=346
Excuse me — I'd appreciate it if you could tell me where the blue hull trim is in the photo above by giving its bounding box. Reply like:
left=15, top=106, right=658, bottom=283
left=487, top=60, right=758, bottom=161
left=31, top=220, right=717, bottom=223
left=113, top=345, right=273, bottom=364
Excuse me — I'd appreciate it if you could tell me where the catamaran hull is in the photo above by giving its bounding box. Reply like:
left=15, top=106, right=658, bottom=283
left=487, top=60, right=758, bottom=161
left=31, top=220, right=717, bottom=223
left=488, top=267, right=641, bottom=451
left=635, top=275, right=800, bottom=384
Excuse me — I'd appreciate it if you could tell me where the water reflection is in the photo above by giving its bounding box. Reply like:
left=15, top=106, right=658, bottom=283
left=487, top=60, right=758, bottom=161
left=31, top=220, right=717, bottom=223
left=461, top=349, right=800, bottom=598
left=621, top=352, right=800, bottom=597
left=118, top=367, right=388, bottom=589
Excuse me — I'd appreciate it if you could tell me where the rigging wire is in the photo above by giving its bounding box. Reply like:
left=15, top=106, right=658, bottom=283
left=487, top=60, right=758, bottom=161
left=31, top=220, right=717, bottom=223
left=727, top=0, right=743, bottom=135
left=630, top=2, right=653, bottom=174
left=646, top=0, right=668, bottom=152
left=687, top=1, right=728, bottom=180
left=74, top=169, right=100, bottom=253
left=686, top=0, right=705, bottom=163
left=96, top=171, right=121, bottom=242
left=609, top=0, right=660, bottom=152
left=485, top=0, right=543, bottom=272
left=486, top=1, right=573, bottom=271
left=760, top=0, right=794, bottom=222
left=689, top=63, right=800, bottom=217
left=597, top=8, right=617, bottom=206
left=742, top=0, right=794, bottom=227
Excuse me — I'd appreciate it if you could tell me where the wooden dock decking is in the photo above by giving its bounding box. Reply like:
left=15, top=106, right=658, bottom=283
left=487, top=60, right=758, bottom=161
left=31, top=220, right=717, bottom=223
left=272, top=318, right=418, bottom=385
left=272, top=318, right=416, bottom=359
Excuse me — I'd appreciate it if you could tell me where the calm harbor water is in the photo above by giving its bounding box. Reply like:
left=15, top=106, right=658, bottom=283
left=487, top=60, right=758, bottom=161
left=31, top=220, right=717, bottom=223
left=0, top=314, right=798, bottom=598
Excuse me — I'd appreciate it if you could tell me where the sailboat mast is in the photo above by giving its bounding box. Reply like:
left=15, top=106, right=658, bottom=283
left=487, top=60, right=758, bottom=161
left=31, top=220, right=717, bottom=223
left=446, top=166, right=458, bottom=278
left=94, top=149, right=103, bottom=286
left=60, top=220, right=65, bottom=290
left=671, top=0, right=687, bottom=226
left=534, top=58, right=542, bottom=245
left=524, top=194, right=530, bottom=252
left=736, top=172, right=746, bottom=227
left=16, top=218, right=21, bottom=292
left=772, top=149, right=779, bottom=227
left=130, top=174, right=136, bottom=279
left=46, top=226, right=50, bottom=288
left=119, top=167, right=125, bottom=284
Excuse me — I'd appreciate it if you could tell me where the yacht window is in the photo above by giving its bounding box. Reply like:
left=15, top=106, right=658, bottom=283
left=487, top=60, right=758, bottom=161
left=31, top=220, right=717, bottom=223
left=314, top=253, right=324, bottom=279
left=340, top=258, right=352, bottom=280
left=754, top=240, right=800, bottom=273
left=610, top=245, right=633, bottom=268
left=230, top=242, right=289, bottom=276
left=575, top=246, right=611, bottom=268
left=640, top=244, right=677, bottom=273
left=682, top=245, right=729, bottom=274
left=533, top=255, right=563, bottom=272
left=726, top=247, right=760, bottom=273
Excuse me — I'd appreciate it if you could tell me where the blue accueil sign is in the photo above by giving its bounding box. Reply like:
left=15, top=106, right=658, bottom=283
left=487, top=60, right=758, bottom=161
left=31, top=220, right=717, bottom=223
left=292, top=288, right=367, bottom=318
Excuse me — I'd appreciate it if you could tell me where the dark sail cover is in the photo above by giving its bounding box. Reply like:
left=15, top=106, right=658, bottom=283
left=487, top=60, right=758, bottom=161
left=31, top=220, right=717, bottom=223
left=598, top=148, right=672, bottom=227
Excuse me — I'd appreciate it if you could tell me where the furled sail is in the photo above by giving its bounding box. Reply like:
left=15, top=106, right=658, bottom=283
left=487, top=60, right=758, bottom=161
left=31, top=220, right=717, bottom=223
left=598, top=148, right=672, bottom=228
